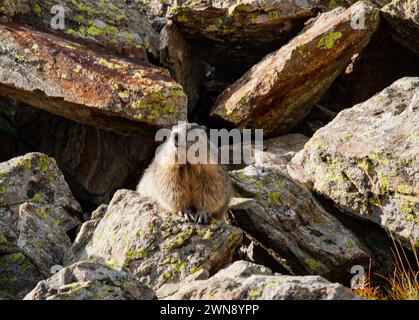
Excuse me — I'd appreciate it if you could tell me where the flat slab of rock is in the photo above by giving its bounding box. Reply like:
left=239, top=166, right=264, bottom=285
left=0, top=153, right=81, bottom=298
left=382, top=0, right=419, bottom=57
left=0, top=23, right=187, bottom=136
left=229, top=165, right=370, bottom=280
left=0, top=0, right=159, bottom=60
left=211, top=2, right=379, bottom=136
left=164, top=260, right=361, bottom=300
left=24, top=261, right=156, bottom=300
left=66, top=190, right=243, bottom=291
left=290, top=77, right=419, bottom=247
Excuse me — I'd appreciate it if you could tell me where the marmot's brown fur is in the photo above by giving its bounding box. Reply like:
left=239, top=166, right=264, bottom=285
left=136, top=123, right=232, bottom=224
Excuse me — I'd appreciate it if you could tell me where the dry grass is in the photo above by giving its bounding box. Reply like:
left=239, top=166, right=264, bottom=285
left=353, top=260, right=385, bottom=300
left=353, top=235, right=418, bottom=300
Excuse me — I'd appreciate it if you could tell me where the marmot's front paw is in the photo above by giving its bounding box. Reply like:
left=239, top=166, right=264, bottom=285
left=194, top=211, right=212, bottom=224
left=178, top=209, right=195, bottom=222
left=178, top=210, right=212, bottom=224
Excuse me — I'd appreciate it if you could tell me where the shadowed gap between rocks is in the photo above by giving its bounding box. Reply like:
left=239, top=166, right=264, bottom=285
left=0, top=96, right=158, bottom=212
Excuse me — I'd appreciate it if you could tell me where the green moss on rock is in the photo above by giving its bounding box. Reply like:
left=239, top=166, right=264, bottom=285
left=317, top=32, right=342, bottom=49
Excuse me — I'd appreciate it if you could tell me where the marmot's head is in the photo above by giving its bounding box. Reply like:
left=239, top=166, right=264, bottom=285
left=156, top=123, right=211, bottom=165
left=171, top=122, right=207, bottom=148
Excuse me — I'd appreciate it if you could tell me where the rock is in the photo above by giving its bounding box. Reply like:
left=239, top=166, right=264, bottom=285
left=164, top=260, right=361, bottom=300
left=317, top=196, right=396, bottom=275
left=156, top=267, right=210, bottom=298
left=66, top=190, right=243, bottom=291
left=0, top=98, right=156, bottom=208
left=211, top=2, right=380, bottom=137
left=0, top=23, right=187, bottom=136
left=0, top=153, right=81, bottom=298
left=292, top=103, right=337, bottom=136
left=382, top=0, right=419, bottom=57
left=0, top=152, right=81, bottom=231
left=221, top=133, right=308, bottom=172
left=66, top=204, right=107, bottom=263
left=319, top=23, right=419, bottom=114
left=229, top=165, right=370, bottom=281
left=0, top=0, right=159, bottom=60
left=135, top=0, right=172, bottom=22
left=167, top=0, right=352, bottom=107
left=0, top=250, right=43, bottom=300
left=170, top=0, right=346, bottom=79
left=244, top=240, right=290, bottom=274
left=261, top=134, right=309, bottom=172
left=0, top=291, right=14, bottom=300
left=160, top=24, right=205, bottom=113
left=24, top=261, right=156, bottom=300
left=289, top=77, right=419, bottom=248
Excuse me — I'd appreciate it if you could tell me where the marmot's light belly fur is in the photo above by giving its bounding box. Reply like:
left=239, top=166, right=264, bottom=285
left=136, top=123, right=231, bottom=224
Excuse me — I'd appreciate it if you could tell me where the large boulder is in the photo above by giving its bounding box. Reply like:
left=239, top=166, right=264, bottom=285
left=169, top=0, right=348, bottom=75
left=164, top=260, right=361, bottom=300
left=382, top=0, right=419, bottom=57
left=211, top=2, right=380, bottom=137
left=24, top=261, right=156, bottom=300
left=0, top=0, right=159, bottom=60
left=318, top=22, right=419, bottom=114
left=0, top=98, right=156, bottom=208
left=0, top=153, right=81, bottom=298
left=165, top=0, right=353, bottom=104
left=66, top=190, right=243, bottom=291
left=229, top=165, right=370, bottom=281
left=0, top=152, right=81, bottom=231
left=0, top=23, right=187, bottom=136
left=290, top=77, right=419, bottom=248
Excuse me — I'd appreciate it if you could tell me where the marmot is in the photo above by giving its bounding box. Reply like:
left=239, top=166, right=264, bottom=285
left=136, top=123, right=232, bottom=224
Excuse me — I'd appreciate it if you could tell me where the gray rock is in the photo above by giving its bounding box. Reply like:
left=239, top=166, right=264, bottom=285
left=24, top=261, right=156, bottom=300
left=229, top=165, right=370, bottom=281
left=382, top=0, right=419, bottom=56
left=220, top=133, right=308, bottom=172
left=0, top=152, right=81, bottom=231
left=65, top=205, right=108, bottom=265
left=0, top=153, right=81, bottom=298
left=261, top=134, right=309, bottom=173
left=66, top=190, right=243, bottom=291
left=289, top=77, right=419, bottom=248
left=164, top=260, right=361, bottom=300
